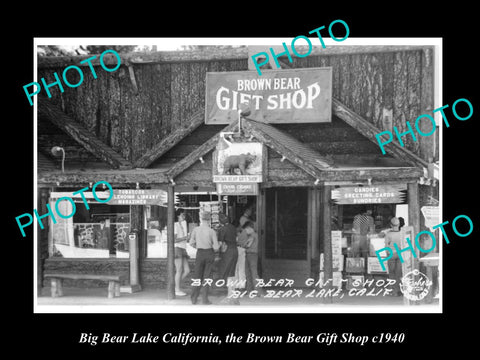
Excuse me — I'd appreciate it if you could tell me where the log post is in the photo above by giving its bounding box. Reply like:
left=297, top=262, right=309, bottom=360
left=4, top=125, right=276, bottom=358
left=51, top=278, right=58, bottom=298
left=128, top=205, right=143, bottom=293
left=406, top=181, right=421, bottom=306
left=57, top=279, right=63, bottom=297
left=256, top=185, right=265, bottom=277
left=108, top=281, right=115, bottom=299
left=408, top=182, right=420, bottom=256
left=311, top=188, right=321, bottom=264
left=167, top=185, right=176, bottom=300
left=114, top=282, right=121, bottom=297
left=37, top=187, right=49, bottom=295
left=322, top=185, right=333, bottom=303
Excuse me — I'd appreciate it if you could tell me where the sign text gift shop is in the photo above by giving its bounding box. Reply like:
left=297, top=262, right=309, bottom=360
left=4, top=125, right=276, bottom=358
left=205, top=68, right=332, bottom=124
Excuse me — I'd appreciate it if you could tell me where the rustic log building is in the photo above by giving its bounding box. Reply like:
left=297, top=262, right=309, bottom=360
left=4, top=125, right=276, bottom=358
left=36, top=44, right=439, bottom=303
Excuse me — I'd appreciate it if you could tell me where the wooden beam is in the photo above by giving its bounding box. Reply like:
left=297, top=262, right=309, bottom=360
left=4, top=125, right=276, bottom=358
left=407, top=181, right=421, bottom=306
left=126, top=62, right=139, bottom=95
left=38, top=99, right=132, bottom=169
left=37, top=169, right=168, bottom=186
left=322, top=185, right=333, bottom=304
left=37, top=188, right=49, bottom=292
left=165, top=121, right=239, bottom=180
left=408, top=182, right=421, bottom=247
left=39, top=45, right=431, bottom=70
left=293, top=45, right=431, bottom=57
left=332, top=98, right=429, bottom=168
left=134, top=109, right=205, bottom=168
left=242, top=120, right=330, bottom=179
left=277, top=58, right=293, bottom=69
left=257, top=187, right=266, bottom=272
left=319, top=167, right=423, bottom=181
left=247, top=46, right=431, bottom=71
left=129, top=205, right=143, bottom=292
left=311, top=188, right=320, bottom=262
left=38, top=47, right=250, bottom=69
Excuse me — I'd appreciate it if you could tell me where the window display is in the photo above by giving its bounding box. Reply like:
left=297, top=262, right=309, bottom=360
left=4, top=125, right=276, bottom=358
left=49, top=198, right=130, bottom=258
left=327, top=203, right=406, bottom=288
left=145, top=193, right=224, bottom=258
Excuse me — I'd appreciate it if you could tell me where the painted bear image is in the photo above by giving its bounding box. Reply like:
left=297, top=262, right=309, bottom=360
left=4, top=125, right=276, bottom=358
left=223, top=153, right=257, bottom=175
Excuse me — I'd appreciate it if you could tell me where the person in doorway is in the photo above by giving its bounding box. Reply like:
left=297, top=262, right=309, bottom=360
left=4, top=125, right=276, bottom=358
left=235, top=205, right=255, bottom=289
left=217, top=213, right=239, bottom=304
left=398, top=217, right=405, bottom=230
left=352, top=207, right=375, bottom=258
left=385, top=217, right=403, bottom=296
left=240, top=221, right=263, bottom=296
left=189, top=211, right=220, bottom=305
left=174, top=209, right=190, bottom=296
left=239, top=206, right=253, bottom=227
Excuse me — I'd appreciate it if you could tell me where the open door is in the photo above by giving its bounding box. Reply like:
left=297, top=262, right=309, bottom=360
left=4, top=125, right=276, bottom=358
left=261, top=187, right=311, bottom=285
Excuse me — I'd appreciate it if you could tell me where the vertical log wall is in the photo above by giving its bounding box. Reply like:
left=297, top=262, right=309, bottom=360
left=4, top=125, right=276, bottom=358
left=38, top=47, right=436, bottom=166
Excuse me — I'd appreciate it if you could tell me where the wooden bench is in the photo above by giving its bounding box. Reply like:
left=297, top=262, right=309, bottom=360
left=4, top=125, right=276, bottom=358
left=43, top=273, right=124, bottom=299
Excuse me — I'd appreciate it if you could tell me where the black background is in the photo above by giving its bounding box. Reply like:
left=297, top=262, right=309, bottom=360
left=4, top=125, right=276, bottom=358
left=6, top=4, right=478, bottom=356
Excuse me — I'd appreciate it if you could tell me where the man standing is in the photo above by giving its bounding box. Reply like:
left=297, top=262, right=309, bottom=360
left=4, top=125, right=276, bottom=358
left=352, top=207, right=375, bottom=258
left=236, top=206, right=255, bottom=289
left=189, top=211, right=220, bottom=305
left=239, top=206, right=253, bottom=227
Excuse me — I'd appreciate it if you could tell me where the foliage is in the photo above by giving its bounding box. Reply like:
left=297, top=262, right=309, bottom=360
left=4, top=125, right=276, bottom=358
left=180, top=45, right=246, bottom=51
left=81, top=45, right=137, bottom=54
left=37, top=45, right=137, bottom=56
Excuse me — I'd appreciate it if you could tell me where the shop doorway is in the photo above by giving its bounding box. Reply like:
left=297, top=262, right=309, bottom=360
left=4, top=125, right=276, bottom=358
left=226, top=195, right=257, bottom=228
left=262, top=188, right=310, bottom=285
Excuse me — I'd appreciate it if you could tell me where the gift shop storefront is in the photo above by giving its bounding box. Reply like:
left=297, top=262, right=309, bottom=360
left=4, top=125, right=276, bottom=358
left=37, top=45, right=439, bottom=304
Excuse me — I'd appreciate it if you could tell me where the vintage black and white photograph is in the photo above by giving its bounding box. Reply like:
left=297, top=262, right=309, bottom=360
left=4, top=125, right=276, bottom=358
left=33, top=38, right=442, bottom=313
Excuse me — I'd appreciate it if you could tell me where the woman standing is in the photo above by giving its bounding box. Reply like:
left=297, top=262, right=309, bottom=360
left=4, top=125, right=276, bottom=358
left=174, top=209, right=190, bottom=296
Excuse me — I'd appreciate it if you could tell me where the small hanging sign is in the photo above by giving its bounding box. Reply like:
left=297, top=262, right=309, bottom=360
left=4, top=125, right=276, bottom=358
left=331, top=185, right=407, bottom=205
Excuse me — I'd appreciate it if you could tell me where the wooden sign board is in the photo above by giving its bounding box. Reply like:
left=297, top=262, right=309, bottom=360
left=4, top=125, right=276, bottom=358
left=51, top=190, right=167, bottom=206
left=331, top=185, right=407, bottom=205
left=205, top=68, right=332, bottom=124
left=213, top=142, right=264, bottom=183
left=109, top=189, right=168, bottom=206
left=216, top=183, right=258, bottom=195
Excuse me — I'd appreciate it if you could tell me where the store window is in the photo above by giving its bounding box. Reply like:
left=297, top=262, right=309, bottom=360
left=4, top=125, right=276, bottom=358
left=333, top=204, right=406, bottom=256
left=49, top=192, right=131, bottom=258
left=327, top=203, right=408, bottom=286
left=145, top=192, right=224, bottom=258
